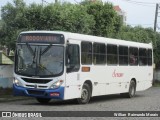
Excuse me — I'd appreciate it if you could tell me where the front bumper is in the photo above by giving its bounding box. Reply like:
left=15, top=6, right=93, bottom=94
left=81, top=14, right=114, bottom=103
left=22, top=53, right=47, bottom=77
left=13, top=84, right=64, bottom=99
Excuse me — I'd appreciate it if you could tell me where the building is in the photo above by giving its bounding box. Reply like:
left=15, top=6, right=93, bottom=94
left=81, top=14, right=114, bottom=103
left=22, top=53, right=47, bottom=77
left=114, top=5, right=127, bottom=25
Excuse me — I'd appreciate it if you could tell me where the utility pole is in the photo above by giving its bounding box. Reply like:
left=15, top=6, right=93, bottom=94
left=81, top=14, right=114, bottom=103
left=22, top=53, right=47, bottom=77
left=154, top=3, right=159, bottom=32
left=42, top=0, right=44, bottom=7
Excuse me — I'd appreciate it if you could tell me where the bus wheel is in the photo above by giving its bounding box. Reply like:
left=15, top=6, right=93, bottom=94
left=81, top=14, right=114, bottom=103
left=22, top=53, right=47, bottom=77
left=36, top=98, right=51, bottom=104
left=121, top=80, right=136, bottom=98
left=77, top=83, right=91, bottom=104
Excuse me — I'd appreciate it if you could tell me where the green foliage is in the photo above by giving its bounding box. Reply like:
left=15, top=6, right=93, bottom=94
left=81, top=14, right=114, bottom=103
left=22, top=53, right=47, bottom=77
left=0, top=0, right=97, bottom=50
left=0, top=87, right=12, bottom=95
left=85, top=2, right=122, bottom=37
left=153, top=80, right=160, bottom=87
left=1, top=0, right=160, bottom=66
left=117, top=25, right=160, bottom=68
left=1, top=0, right=27, bottom=50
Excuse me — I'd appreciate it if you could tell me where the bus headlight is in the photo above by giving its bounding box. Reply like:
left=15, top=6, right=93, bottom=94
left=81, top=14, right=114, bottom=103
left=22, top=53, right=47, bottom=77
left=13, top=78, right=23, bottom=87
left=50, top=80, right=63, bottom=89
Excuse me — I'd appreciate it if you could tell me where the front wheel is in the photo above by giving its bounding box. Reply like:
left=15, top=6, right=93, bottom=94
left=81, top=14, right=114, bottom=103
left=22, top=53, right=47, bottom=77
left=36, top=98, right=51, bottom=104
left=77, top=83, right=91, bottom=104
left=121, top=80, right=136, bottom=98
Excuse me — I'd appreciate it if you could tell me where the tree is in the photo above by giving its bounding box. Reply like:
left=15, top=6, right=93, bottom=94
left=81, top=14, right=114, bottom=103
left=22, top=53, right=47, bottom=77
left=117, top=25, right=160, bottom=68
left=1, top=0, right=160, bottom=67
left=40, top=3, right=95, bottom=34
left=84, top=2, right=122, bottom=37
left=1, top=0, right=27, bottom=50
left=0, top=1, right=95, bottom=49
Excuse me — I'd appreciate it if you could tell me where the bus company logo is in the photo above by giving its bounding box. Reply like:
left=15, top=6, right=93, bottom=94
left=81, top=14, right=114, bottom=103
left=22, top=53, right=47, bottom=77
left=34, top=84, right=38, bottom=89
left=112, top=69, right=124, bottom=78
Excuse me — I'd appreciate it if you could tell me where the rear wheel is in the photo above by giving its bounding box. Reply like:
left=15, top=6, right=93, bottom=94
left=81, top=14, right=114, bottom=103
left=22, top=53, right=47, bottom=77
left=121, top=80, right=136, bottom=98
left=36, top=98, right=51, bottom=104
left=77, top=83, right=91, bottom=104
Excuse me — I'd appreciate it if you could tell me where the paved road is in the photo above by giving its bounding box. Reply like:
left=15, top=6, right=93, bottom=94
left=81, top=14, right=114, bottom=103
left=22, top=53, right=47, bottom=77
left=0, top=87, right=160, bottom=120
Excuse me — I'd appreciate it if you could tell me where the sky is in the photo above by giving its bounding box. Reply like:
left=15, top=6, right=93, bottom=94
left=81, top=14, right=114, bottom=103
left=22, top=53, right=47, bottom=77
left=0, top=0, right=160, bottom=30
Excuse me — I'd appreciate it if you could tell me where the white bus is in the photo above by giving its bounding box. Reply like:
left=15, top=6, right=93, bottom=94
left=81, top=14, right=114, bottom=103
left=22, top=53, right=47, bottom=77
left=13, top=31, right=153, bottom=104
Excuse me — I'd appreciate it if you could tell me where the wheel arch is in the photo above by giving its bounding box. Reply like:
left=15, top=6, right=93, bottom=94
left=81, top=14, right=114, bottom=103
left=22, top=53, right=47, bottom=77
left=131, top=78, right=137, bottom=88
left=83, top=80, right=93, bottom=96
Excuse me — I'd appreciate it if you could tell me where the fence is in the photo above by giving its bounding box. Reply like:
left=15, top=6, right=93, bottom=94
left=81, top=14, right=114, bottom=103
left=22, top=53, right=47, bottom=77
left=154, top=69, right=160, bottom=82
left=0, top=51, right=14, bottom=88
left=0, top=65, right=13, bottom=88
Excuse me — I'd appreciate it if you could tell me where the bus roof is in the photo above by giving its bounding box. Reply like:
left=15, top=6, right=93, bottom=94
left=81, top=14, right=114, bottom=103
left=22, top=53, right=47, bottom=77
left=20, top=31, right=152, bottom=49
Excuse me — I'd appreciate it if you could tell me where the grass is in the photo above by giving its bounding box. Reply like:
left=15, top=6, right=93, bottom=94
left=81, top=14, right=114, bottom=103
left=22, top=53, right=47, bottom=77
left=0, top=87, right=12, bottom=96
left=0, top=87, right=32, bottom=102
left=153, top=80, right=160, bottom=87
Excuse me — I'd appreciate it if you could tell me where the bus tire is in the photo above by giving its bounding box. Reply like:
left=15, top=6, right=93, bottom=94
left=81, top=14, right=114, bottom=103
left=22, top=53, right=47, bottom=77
left=77, top=83, right=91, bottom=104
left=121, top=80, right=136, bottom=98
left=36, top=98, right=51, bottom=104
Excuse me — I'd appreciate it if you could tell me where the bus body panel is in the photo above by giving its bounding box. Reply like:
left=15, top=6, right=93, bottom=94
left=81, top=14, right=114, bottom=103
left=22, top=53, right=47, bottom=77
left=64, top=70, right=82, bottom=99
left=13, top=84, right=65, bottom=99
left=13, top=74, right=66, bottom=99
left=64, top=39, right=82, bottom=99
left=13, top=31, right=153, bottom=101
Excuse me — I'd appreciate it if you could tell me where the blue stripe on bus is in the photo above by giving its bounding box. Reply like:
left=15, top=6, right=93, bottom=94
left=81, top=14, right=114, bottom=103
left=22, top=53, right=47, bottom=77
left=13, top=84, right=64, bottom=99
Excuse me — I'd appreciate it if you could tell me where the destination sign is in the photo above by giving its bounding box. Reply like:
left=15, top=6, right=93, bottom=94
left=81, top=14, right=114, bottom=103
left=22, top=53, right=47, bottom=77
left=18, top=33, right=64, bottom=44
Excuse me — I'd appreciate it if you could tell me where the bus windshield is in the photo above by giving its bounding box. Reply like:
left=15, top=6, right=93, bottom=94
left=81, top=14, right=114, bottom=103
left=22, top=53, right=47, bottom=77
left=15, top=44, right=64, bottom=77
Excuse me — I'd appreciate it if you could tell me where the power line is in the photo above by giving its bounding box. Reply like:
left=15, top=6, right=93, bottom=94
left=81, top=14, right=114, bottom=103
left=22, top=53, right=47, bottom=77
left=43, top=0, right=50, bottom=4
left=123, top=0, right=156, bottom=5
left=128, top=23, right=155, bottom=27
left=74, top=0, right=79, bottom=4
left=42, top=0, right=50, bottom=6
left=121, top=0, right=155, bottom=7
left=129, top=23, right=154, bottom=26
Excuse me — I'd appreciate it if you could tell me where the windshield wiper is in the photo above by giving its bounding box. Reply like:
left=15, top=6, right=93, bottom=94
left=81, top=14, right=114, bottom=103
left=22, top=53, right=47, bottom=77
left=26, top=43, right=37, bottom=64
left=26, top=43, right=37, bottom=65
left=40, top=44, right=52, bottom=56
left=33, top=47, right=37, bottom=64
left=26, top=43, right=34, bottom=55
left=38, top=64, right=55, bottom=75
left=38, top=45, right=55, bottom=75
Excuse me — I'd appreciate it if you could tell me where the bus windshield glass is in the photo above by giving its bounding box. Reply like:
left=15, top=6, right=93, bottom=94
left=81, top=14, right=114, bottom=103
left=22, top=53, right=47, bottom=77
left=15, top=44, right=64, bottom=77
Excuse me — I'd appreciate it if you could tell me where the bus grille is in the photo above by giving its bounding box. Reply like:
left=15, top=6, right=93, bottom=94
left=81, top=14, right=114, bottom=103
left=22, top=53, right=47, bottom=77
left=27, top=90, right=45, bottom=95
left=25, top=85, right=48, bottom=89
left=22, top=78, right=52, bottom=84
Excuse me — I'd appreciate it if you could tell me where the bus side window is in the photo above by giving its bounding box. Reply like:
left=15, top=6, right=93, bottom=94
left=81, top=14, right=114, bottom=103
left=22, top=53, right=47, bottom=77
left=139, top=48, right=147, bottom=66
left=66, top=44, right=80, bottom=72
left=81, top=42, right=92, bottom=64
left=93, top=43, right=106, bottom=64
left=107, top=44, right=118, bottom=65
left=148, top=49, right=152, bottom=66
left=119, top=46, right=128, bottom=65
left=129, top=47, right=138, bottom=65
